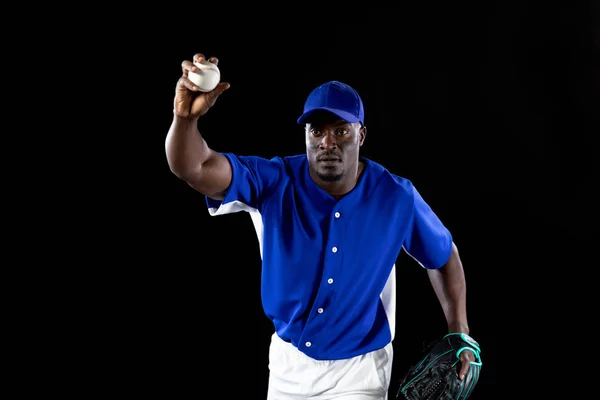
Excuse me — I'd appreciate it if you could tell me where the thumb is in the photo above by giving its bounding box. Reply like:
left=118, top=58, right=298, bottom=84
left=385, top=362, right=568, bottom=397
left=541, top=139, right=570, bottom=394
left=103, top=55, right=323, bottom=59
left=205, top=82, right=230, bottom=106
left=213, top=82, right=231, bottom=96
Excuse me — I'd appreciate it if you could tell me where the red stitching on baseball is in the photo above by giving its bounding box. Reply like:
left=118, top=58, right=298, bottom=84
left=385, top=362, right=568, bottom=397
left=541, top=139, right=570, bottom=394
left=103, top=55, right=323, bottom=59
left=198, top=66, right=220, bottom=75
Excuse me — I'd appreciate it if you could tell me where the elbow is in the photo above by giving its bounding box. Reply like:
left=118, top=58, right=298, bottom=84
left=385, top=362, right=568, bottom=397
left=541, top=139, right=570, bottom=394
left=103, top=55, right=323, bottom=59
left=167, top=162, right=186, bottom=179
left=169, top=165, right=202, bottom=182
left=450, top=241, right=459, bottom=258
left=166, top=161, right=187, bottom=180
left=438, top=242, right=460, bottom=271
left=165, top=142, right=203, bottom=180
left=165, top=153, right=203, bottom=181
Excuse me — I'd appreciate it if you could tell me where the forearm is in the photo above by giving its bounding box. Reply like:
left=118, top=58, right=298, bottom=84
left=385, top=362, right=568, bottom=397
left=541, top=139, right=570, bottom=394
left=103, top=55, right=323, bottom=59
left=427, top=242, right=469, bottom=334
left=165, top=114, right=211, bottom=178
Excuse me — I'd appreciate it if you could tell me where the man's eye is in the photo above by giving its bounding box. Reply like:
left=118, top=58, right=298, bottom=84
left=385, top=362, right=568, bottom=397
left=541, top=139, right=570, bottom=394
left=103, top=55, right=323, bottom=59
left=336, top=130, right=348, bottom=136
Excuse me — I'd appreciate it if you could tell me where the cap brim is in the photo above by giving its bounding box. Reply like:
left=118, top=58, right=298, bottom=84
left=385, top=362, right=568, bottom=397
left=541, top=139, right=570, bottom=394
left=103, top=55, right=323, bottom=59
left=297, top=107, right=361, bottom=125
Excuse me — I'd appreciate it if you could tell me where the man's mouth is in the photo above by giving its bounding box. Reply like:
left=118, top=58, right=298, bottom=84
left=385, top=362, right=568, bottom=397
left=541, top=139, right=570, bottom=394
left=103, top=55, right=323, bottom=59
left=318, top=157, right=341, bottom=162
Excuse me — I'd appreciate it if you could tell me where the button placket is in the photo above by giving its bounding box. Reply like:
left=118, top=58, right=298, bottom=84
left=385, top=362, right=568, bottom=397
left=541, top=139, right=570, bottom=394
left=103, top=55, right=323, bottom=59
left=306, top=209, right=343, bottom=351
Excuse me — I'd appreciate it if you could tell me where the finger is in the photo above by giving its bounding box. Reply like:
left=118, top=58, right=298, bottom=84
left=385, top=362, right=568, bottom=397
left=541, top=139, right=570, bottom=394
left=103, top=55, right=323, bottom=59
left=193, top=53, right=206, bottom=64
left=208, top=56, right=219, bottom=65
left=458, top=352, right=475, bottom=380
left=178, top=76, right=201, bottom=92
left=181, top=60, right=197, bottom=76
left=459, top=361, right=470, bottom=380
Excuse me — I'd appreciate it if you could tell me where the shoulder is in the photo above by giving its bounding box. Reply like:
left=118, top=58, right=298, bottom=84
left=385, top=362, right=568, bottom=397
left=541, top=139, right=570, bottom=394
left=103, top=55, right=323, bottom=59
left=362, top=157, right=416, bottom=198
left=231, top=154, right=304, bottom=167
left=223, top=152, right=288, bottom=171
left=280, top=154, right=307, bottom=167
left=276, top=154, right=308, bottom=176
left=229, top=153, right=308, bottom=183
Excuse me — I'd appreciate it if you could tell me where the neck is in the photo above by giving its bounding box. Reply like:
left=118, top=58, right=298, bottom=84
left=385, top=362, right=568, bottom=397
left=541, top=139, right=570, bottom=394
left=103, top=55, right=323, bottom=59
left=313, top=161, right=365, bottom=199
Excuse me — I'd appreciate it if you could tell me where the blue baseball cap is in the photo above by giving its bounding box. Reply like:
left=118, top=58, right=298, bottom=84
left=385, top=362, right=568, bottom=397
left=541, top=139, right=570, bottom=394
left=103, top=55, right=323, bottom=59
left=297, top=80, right=364, bottom=125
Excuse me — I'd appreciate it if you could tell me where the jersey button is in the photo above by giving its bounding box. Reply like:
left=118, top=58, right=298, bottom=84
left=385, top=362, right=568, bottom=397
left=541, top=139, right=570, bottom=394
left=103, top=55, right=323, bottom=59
left=327, top=278, right=334, bottom=284
left=305, top=341, right=312, bottom=347
left=332, top=246, right=338, bottom=253
left=317, top=308, right=324, bottom=313
left=334, top=212, right=341, bottom=218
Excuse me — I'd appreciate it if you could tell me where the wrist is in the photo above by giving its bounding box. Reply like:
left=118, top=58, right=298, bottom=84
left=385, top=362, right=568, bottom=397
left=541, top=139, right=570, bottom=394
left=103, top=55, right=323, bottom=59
left=448, top=323, right=469, bottom=335
left=173, top=110, right=199, bottom=123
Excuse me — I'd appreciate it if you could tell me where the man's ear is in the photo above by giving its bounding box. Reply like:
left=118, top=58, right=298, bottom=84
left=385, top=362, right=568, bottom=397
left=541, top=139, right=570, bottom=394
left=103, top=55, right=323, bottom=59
left=359, top=125, right=367, bottom=145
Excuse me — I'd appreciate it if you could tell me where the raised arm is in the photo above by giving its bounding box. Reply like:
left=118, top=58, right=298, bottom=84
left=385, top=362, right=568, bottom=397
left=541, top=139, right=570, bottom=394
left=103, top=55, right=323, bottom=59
left=165, top=53, right=232, bottom=201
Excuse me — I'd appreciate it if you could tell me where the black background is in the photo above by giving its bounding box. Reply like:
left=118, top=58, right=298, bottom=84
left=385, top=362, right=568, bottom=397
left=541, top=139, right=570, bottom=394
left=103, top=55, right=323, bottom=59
left=42, top=3, right=598, bottom=399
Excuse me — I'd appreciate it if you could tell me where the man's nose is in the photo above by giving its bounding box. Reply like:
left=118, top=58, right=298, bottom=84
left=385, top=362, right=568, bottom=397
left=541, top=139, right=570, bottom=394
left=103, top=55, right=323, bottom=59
left=320, top=132, right=338, bottom=149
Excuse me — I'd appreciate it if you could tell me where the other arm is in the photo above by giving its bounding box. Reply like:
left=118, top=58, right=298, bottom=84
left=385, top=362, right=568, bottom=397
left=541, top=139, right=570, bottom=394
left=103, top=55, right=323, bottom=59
left=426, top=242, right=469, bottom=335
left=427, top=242, right=476, bottom=379
left=403, top=183, right=476, bottom=380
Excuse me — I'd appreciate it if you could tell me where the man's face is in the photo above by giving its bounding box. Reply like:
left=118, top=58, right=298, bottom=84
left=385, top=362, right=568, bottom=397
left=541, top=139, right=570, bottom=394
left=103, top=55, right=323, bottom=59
left=305, top=111, right=366, bottom=183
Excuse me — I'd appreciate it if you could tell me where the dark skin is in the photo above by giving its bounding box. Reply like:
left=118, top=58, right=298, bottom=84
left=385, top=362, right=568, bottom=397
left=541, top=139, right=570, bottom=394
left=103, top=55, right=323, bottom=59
left=303, top=110, right=366, bottom=199
left=165, top=52, right=476, bottom=380
left=428, top=243, right=476, bottom=379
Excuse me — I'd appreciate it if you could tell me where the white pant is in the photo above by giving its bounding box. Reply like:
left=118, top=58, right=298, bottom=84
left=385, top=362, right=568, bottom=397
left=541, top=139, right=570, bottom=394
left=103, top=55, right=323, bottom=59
left=267, top=333, right=393, bottom=400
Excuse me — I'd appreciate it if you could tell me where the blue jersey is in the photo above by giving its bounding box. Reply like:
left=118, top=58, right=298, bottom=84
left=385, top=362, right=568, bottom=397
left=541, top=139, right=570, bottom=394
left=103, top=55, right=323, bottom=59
left=206, top=154, right=453, bottom=360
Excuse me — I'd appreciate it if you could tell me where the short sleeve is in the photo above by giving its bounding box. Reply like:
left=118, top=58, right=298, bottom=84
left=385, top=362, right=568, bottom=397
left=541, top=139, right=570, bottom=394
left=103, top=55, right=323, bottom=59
left=206, top=153, right=283, bottom=216
left=403, top=184, right=453, bottom=269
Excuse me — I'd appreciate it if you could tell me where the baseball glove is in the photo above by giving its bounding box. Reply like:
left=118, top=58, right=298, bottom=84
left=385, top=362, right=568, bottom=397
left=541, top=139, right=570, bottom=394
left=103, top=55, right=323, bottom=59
left=396, top=333, right=482, bottom=400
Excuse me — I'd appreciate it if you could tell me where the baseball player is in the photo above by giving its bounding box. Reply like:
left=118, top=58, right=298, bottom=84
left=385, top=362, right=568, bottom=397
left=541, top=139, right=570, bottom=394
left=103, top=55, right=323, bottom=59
left=165, top=53, right=477, bottom=400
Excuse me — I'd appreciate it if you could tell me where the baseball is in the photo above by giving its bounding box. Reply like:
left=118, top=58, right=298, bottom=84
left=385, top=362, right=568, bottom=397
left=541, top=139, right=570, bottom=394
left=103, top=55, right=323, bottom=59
left=188, top=60, right=221, bottom=92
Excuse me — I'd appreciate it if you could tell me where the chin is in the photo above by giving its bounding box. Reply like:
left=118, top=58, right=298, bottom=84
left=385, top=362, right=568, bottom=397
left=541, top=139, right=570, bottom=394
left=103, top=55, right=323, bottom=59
left=317, top=170, right=343, bottom=182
